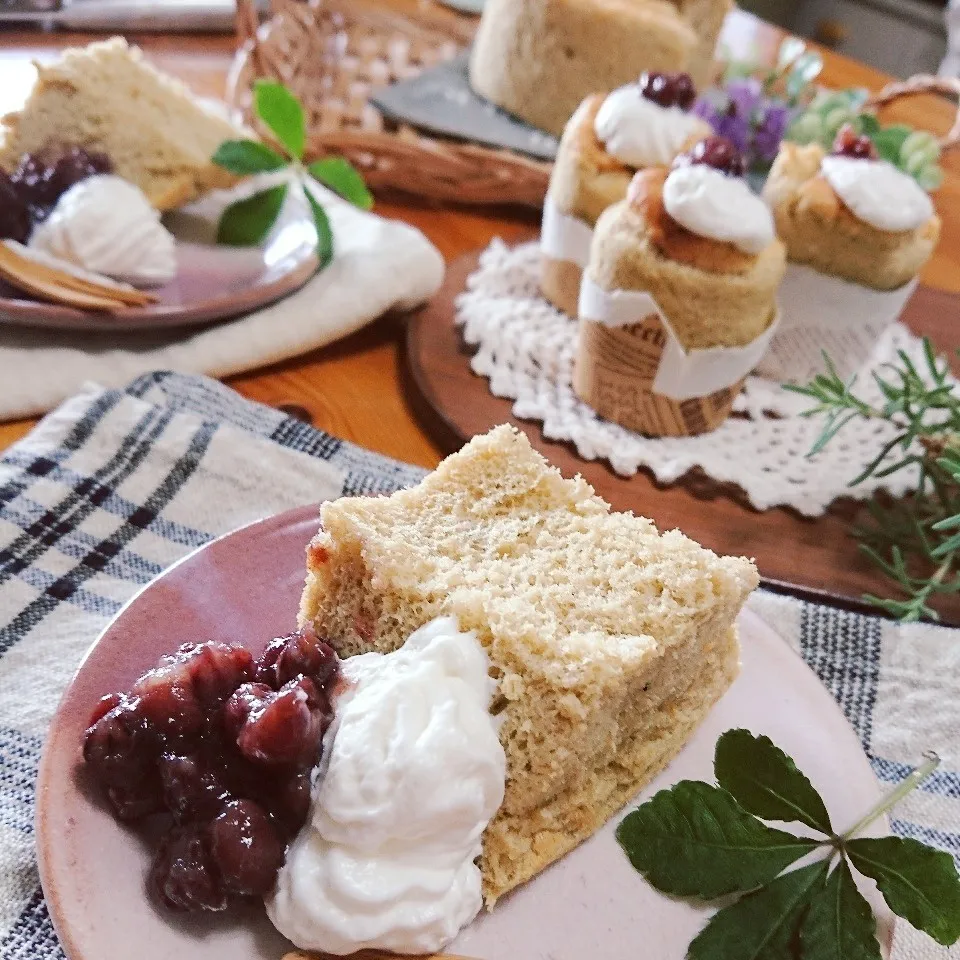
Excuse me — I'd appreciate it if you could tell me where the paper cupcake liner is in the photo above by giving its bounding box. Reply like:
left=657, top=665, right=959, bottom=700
left=755, top=263, right=918, bottom=384
left=574, top=274, right=780, bottom=437
left=539, top=198, right=592, bottom=316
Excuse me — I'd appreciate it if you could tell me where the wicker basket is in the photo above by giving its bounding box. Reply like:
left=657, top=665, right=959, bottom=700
left=227, top=0, right=552, bottom=208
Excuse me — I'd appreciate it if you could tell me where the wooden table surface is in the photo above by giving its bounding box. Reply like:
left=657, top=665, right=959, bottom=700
left=0, top=12, right=959, bottom=480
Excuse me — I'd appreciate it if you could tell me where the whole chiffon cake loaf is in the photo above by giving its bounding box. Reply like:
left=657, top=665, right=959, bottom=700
left=299, top=425, right=758, bottom=904
left=469, top=0, right=730, bottom=137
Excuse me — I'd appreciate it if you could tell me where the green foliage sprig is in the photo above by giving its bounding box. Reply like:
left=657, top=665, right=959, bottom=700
left=787, top=342, right=960, bottom=621
left=211, top=81, right=373, bottom=268
left=787, top=89, right=943, bottom=191
left=617, top=729, right=960, bottom=959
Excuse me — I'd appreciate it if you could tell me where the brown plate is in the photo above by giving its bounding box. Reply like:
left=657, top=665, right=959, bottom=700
left=0, top=188, right=319, bottom=333
left=36, top=505, right=891, bottom=960
left=404, top=249, right=960, bottom=624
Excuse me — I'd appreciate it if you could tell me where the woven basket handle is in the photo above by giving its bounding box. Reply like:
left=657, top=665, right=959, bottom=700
left=865, top=74, right=960, bottom=152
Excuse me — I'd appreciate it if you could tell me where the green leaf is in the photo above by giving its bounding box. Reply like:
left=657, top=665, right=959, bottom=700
left=216, top=185, right=288, bottom=246
left=800, top=860, right=883, bottom=960
left=253, top=79, right=306, bottom=160
left=305, top=186, right=334, bottom=269
left=871, top=125, right=912, bottom=166
left=847, top=836, right=960, bottom=945
left=714, top=730, right=834, bottom=835
left=688, top=860, right=830, bottom=960
left=616, top=781, right=820, bottom=899
left=211, top=139, right=287, bottom=175
left=858, top=113, right=881, bottom=137
left=308, top=157, right=373, bottom=210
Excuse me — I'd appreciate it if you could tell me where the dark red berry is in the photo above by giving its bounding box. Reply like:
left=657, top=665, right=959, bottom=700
left=255, top=625, right=338, bottom=691
left=46, top=147, right=112, bottom=199
left=209, top=799, right=285, bottom=896
left=269, top=771, right=312, bottom=837
left=673, top=135, right=746, bottom=177
left=83, top=697, right=158, bottom=790
left=158, top=753, right=232, bottom=824
left=639, top=71, right=696, bottom=110
left=151, top=824, right=228, bottom=912
left=0, top=172, right=32, bottom=242
left=673, top=73, right=696, bottom=111
left=106, top=779, right=165, bottom=821
left=832, top=123, right=878, bottom=160
left=132, top=642, right=253, bottom=740
left=232, top=677, right=327, bottom=768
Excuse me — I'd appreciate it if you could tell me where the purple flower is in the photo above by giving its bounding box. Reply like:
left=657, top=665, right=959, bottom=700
left=752, top=103, right=793, bottom=164
left=726, top=78, right=763, bottom=118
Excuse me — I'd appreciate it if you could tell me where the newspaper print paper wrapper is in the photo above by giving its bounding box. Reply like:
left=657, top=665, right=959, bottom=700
left=754, top=263, right=918, bottom=384
left=539, top=197, right=593, bottom=317
left=574, top=274, right=781, bottom=437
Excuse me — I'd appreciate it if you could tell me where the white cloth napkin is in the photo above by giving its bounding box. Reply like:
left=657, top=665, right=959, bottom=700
left=0, top=185, right=445, bottom=422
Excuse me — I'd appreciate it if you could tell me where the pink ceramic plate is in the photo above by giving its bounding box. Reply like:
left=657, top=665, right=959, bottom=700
left=36, top=504, right=894, bottom=960
left=0, top=200, right=318, bottom=333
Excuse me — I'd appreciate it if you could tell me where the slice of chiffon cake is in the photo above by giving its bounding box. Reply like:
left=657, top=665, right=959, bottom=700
left=299, top=425, right=757, bottom=904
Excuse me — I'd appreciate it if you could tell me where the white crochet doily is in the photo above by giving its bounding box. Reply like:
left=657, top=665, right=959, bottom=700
left=456, top=240, right=949, bottom=517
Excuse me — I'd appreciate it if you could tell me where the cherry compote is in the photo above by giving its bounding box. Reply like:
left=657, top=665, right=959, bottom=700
left=0, top=146, right=114, bottom=240
left=832, top=123, right=879, bottom=161
left=638, top=71, right=697, bottom=111
left=672, top=135, right=747, bottom=178
left=83, top=625, right=339, bottom=912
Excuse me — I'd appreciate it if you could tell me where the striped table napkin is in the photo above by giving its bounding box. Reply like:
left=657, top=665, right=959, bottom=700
left=0, top=372, right=957, bottom=960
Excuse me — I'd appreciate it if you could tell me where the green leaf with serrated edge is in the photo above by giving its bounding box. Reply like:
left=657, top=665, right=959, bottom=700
left=800, top=860, right=882, bottom=960
left=212, top=139, right=286, bottom=174
left=615, top=781, right=820, bottom=899
left=714, top=729, right=833, bottom=835
left=308, top=157, right=373, bottom=210
left=253, top=80, right=306, bottom=160
left=847, top=836, right=960, bottom=946
left=305, top=186, right=334, bottom=269
left=216, top=185, right=288, bottom=246
left=688, top=859, right=830, bottom=960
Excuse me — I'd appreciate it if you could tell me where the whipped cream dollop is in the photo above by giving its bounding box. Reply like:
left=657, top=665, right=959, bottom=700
left=662, top=164, right=775, bottom=254
left=29, top=174, right=176, bottom=286
left=820, top=156, right=934, bottom=233
left=594, top=85, right=706, bottom=169
left=267, top=617, right=505, bottom=956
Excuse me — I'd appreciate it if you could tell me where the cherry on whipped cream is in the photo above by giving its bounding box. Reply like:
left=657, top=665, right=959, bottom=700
left=832, top=123, right=879, bottom=161
left=83, top=626, right=340, bottom=913
left=638, top=71, right=697, bottom=111
left=672, top=135, right=747, bottom=178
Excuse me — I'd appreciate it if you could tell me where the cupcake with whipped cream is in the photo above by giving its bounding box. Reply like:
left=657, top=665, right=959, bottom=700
left=540, top=71, right=712, bottom=316
left=758, top=125, right=941, bottom=382
left=574, top=135, right=785, bottom=437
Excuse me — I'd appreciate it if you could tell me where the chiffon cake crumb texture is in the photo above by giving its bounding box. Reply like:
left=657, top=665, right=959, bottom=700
left=0, top=37, right=240, bottom=211
left=299, top=425, right=757, bottom=904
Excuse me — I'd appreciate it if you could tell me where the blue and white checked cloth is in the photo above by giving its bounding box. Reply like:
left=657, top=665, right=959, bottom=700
left=0, top=371, right=957, bottom=959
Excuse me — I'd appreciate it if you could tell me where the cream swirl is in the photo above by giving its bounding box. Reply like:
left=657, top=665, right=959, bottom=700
left=662, top=165, right=775, bottom=254
left=594, top=85, right=707, bottom=168
left=820, top=156, right=934, bottom=232
left=266, top=617, right=505, bottom=956
left=29, top=174, right=176, bottom=286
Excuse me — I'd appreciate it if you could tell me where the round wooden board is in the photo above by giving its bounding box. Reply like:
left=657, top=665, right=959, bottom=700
left=404, top=247, right=960, bottom=624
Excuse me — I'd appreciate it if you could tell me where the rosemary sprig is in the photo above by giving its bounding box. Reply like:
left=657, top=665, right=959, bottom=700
left=786, top=340, right=960, bottom=621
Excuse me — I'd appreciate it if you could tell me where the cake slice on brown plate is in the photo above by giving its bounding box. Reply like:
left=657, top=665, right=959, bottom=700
left=0, top=37, right=241, bottom=211
left=300, top=425, right=757, bottom=904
